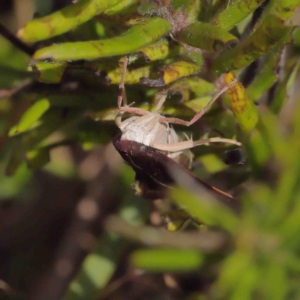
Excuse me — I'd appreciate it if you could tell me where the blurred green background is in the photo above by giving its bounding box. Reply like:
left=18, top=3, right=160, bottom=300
left=1, top=0, right=300, bottom=299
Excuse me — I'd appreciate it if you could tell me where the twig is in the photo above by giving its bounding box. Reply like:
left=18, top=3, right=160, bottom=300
left=0, top=23, right=35, bottom=56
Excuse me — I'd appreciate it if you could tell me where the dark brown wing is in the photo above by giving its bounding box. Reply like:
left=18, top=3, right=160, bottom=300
left=113, top=133, right=237, bottom=206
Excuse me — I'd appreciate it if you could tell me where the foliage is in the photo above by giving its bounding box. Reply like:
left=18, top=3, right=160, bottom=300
left=0, top=0, right=300, bottom=299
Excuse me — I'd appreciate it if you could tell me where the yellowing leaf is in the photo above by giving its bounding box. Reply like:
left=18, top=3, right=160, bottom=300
left=225, top=72, right=259, bottom=132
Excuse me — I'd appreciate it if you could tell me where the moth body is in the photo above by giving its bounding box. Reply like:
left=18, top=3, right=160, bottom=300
left=115, top=56, right=241, bottom=169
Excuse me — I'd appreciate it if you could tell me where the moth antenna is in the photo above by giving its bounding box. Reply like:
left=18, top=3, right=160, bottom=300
left=182, top=132, right=190, bottom=140
left=158, top=77, right=238, bottom=127
left=188, top=78, right=237, bottom=125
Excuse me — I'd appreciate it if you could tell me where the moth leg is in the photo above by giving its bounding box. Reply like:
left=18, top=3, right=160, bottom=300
left=117, top=55, right=128, bottom=109
left=157, top=78, right=238, bottom=126
left=115, top=56, right=128, bottom=127
left=119, top=106, right=149, bottom=115
left=116, top=56, right=151, bottom=126
left=152, top=137, right=241, bottom=152
left=115, top=113, right=124, bottom=128
left=153, top=91, right=168, bottom=112
left=165, top=123, right=183, bottom=159
left=119, top=90, right=168, bottom=115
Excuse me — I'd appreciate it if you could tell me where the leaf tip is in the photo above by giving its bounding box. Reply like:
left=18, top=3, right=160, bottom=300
left=17, top=28, right=25, bottom=40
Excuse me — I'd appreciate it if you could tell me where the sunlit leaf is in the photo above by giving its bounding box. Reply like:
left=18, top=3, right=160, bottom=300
left=210, top=0, right=265, bottom=30
left=141, top=53, right=202, bottom=87
left=33, top=18, right=171, bottom=61
left=84, top=61, right=152, bottom=84
left=18, top=0, right=124, bottom=42
left=125, top=39, right=175, bottom=63
left=29, top=61, right=67, bottom=84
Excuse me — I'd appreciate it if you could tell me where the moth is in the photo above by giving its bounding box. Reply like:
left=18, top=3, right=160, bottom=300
left=113, top=56, right=241, bottom=202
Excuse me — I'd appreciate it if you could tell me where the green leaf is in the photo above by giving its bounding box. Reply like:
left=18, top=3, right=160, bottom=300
left=270, top=55, right=300, bottom=114
left=176, top=22, right=238, bottom=51
left=66, top=233, right=123, bottom=300
left=17, top=0, right=124, bottom=42
left=210, top=0, right=265, bottom=30
left=127, top=38, right=174, bottom=63
left=33, top=18, right=171, bottom=61
left=212, top=14, right=293, bottom=74
left=171, top=187, right=238, bottom=232
left=131, top=248, right=203, bottom=272
left=216, top=251, right=257, bottom=298
left=267, top=0, right=300, bottom=22
left=141, top=54, right=203, bottom=87
left=260, top=264, right=288, bottom=300
left=6, top=108, right=83, bottom=175
left=225, top=72, right=259, bottom=132
left=184, top=96, right=213, bottom=113
left=84, top=61, right=152, bottom=84
left=0, top=162, right=32, bottom=198
left=103, top=0, right=139, bottom=15
left=170, top=77, right=215, bottom=101
left=246, top=36, right=290, bottom=101
left=29, top=61, right=67, bottom=83
left=162, top=208, right=200, bottom=231
left=9, top=98, right=50, bottom=136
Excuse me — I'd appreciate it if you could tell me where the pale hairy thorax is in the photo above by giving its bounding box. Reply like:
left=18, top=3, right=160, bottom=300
left=115, top=56, right=242, bottom=169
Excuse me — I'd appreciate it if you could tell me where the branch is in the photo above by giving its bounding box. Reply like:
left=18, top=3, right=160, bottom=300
left=0, top=23, right=35, bottom=56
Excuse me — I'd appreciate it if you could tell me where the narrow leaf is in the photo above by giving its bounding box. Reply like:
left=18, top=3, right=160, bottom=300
left=83, top=61, right=151, bottom=84
left=246, top=36, right=290, bottom=100
left=33, top=18, right=171, bottom=61
left=210, top=0, right=265, bottom=30
left=17, top=0, right=124, bottom=42
left=176, top=22, right=238, bottom=51
left=131, top=248, right=203, bottom=272
left=213, top=14, right=293, bottom=74
left=141, top=54, right=202, bottom=87
left=9, top=98, right=50, bottom=136
left=127, top=39, right=174, bottom=63
left=225, top=72, right=259, bottom=132
left=103, top=0, right=139, bottom=15
left=169, top=77, right=215, bottom=101
left=29, top=61, right=67, bottom=84
left=171, top=187, right=238, bottom=232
